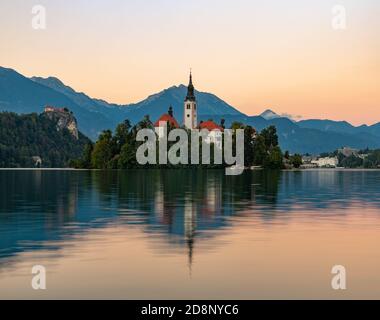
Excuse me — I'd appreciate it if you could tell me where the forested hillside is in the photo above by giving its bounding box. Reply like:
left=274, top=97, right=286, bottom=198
left=0, top=112, right=91, bottom=168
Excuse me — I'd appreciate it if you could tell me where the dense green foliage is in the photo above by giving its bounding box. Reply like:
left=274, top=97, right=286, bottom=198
left=73, top=117, right=284, bottom=170
left=324, top=148, right=380, bottom=168
left=252, top=126, right=284, bottom=169
left=0, top=112, right=91, bottom=168
left=289, top=154, right=303, bottom=168
left=339, top=154, right=364, bottom=168
left=363, top=150, right=380, bottom=168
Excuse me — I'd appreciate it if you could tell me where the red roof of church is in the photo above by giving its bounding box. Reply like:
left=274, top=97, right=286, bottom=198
left=154, top=114, right=180, bottom=128
left=199, top=120, right=224, bottom=131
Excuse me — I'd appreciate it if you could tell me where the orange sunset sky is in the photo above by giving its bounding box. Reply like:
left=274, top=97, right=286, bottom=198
left=0, top=0, right=379, bottom=125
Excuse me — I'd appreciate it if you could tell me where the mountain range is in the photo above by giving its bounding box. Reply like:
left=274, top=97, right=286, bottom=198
left=1, top=66, right=379, bottom=154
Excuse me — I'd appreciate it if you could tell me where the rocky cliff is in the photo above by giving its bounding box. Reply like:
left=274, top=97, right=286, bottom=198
left=43, top=107, right=79, bottom=139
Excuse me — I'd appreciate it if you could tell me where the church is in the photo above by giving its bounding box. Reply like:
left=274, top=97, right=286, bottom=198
left=154, top=72, right=224, bottom=147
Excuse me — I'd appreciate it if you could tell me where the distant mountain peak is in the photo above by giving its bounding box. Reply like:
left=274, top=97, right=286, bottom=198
left=42, top=76, right=64, bottom=85
left=0, top=66, right=19, bottom=75
left=31, top=76, right=77, bottom=94
left=259, top=109, right=300, bottom=122
left=260, top=109, right=280, bottom=120
left=129, top=84, right=243, bottom=117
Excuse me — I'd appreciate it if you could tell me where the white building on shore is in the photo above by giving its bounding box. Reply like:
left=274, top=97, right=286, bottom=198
left=311, top=157, right=339, bottom=168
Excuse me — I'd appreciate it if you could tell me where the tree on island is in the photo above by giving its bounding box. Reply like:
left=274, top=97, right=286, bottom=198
left=72, top=118, right=284, bottom=170
left=253, top=135, right=267, bottom=166
left=253, top=125, right=284, bottom=169
left=290, top=154, right=303, bottom=168
left=364, top=150, right=380, bottom=168
left=264, top=146, right=283, bottom=169
left=91, top=130, right=114, bottom=169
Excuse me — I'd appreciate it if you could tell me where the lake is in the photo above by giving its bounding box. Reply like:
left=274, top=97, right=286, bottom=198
left=0, top=169, right=379, bottom=299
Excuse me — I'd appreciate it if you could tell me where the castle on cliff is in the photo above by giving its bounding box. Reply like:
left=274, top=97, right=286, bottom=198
left=44, top=106, right=79, bottom=139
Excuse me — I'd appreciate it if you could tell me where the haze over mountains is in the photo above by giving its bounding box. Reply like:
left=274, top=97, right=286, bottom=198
left=1, top=66, right=380, bottom=154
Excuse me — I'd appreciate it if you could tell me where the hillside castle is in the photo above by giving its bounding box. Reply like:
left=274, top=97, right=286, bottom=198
left=44, top=106, right=79, bottom=139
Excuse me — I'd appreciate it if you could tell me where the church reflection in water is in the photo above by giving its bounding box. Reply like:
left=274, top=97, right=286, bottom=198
left=0, top=169, right=281, bottom=265
left=1, top=169, right=380, bottom=267
left=89, top=170, right=282, bottom=269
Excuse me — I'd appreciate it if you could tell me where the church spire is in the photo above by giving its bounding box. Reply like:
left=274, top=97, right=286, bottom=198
left=183, top=70, right=197, bottom=129
left=185, top=70, right=196, bottom=102
left=189, top=69, right=193, bottom=86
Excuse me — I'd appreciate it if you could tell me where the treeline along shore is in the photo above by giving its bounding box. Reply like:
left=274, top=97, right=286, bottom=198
left=2, top=110, right=380, bottom=170
left=71, top=116, right=287, bottom=170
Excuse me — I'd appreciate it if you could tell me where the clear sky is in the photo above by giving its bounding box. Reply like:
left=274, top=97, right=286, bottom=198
left=0, top=0, right=379, bottom=125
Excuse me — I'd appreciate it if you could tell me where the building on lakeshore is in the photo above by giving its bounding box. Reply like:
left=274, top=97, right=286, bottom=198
left=311, top=157, right=339, bottom=168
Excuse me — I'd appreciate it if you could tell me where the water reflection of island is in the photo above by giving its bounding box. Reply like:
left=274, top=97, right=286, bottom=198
left=1, top=169, right=380, bottom=266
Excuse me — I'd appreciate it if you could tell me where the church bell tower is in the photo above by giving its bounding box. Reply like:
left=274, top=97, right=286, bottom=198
left=184, top=72, right=197, bottom=130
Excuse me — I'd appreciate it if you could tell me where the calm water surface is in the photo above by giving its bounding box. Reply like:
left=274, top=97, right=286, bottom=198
left=0, top=169, right=379, bottom=299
